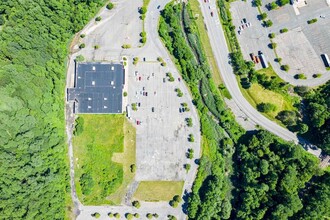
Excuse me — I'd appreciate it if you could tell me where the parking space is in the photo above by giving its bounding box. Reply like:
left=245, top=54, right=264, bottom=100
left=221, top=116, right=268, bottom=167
left=230, top=1, right=274, bottom=70
left=274, top=27, right=325, bottom=78
left=127, top=60, right=199, bottom=181
left=231, top=0, right=330, bottom=83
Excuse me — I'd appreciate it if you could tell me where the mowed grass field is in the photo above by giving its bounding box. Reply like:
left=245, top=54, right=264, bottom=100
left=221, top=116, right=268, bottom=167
left=134, top=181, right=184, bottom=201
left=73, top=114, right=136, bottom=205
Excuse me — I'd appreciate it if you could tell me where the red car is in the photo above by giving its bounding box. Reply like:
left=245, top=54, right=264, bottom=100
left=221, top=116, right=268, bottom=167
left=139, top=76, right=141, bottom=81
left=136, top=120, right=140, bottom=125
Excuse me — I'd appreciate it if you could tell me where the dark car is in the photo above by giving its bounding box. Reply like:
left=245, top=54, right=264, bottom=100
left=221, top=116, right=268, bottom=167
left=151, top=107, right=155, bottom=112
left=157, top=5, right=161, bottom=9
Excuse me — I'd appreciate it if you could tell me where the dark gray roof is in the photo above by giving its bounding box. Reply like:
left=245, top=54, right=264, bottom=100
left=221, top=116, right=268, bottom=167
left=68, top=62, right=124, bottom=114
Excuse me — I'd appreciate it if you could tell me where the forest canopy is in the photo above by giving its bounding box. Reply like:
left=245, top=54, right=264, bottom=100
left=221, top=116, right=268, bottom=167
left=0, top=0, right=104, bottom=219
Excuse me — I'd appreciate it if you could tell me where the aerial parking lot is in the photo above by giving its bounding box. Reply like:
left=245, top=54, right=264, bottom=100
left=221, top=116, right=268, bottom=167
left=127, top=59, right=200, bottom=181
left=231, top=0, right=330, bottom=85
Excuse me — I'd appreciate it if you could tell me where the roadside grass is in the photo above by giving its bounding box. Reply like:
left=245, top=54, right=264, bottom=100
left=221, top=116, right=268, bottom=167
left=189, top=0, right=223, bottom=85
left=133, top=181, right=184, bottom=201
left=238, top=72, right=296, bottom=125
left=73, top=114, right=135, bottom=205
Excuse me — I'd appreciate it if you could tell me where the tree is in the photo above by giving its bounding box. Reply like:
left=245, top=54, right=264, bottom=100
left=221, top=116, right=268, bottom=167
left=188, top=134, right=195, bottom=142
left=92, top=212, right=100, bottom=218
left=95, top=16, right=102, bottom=21
left=146, top=213, right=153, bottom=219
left=264, top=19, right=273, bottom=27
left=268, top=33, right=275, bottom=38
left=280, top=28, right=288, bottom=33
left=80, top=34, right=86, bottom=38
left=257, top=102, right=277, bottom=113
left=270, top=42, right=277, bottom=49
left=123, top=91, right=128, bottom=97
left=132, top=200, right=141, bottom=209
left=126, top=213, right=133, bottom=220
left=260, top=12, right=267, bottom=20
left=297, top=123, right=309, bottom=134
left=139, top=6, right=147, bottom=14
left=79, top=43, right=86, bottom=49
left=278, top=0, right=290, bottom=6
left=254, top=0, right=262, bottom=6
left=269, top=2, right=278, bottom=10
left=281, top=64, right=290, bottom=71
left=186, top=117, right=193, bottom=127
left=106, top=2, right=114, bottom=10
left=75, top=55, right=85, bottom=62
left=184, top=163, right=191, bottom=172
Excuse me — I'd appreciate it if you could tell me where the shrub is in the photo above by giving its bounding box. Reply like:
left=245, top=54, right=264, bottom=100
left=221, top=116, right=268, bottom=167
left=79, top=43, right=85, bottom=49
left=132, top=200, right=141, bottom=209
left=281, top=64, right=289, bottom=71
left=94, top=45, right=99, bottom=49
left=75, top=55, right=85, bottom=62
left=74, top=117, right=84, bottom=135
left=186, top=117, right=193, bottom=127
left=91, top=212, right=100, bottom=218
left=313, top=73, right=322, bottom=78
left=264, top=19, right=273, bottom=27
left=275, top=57, right=282, bottom=62
left=140, top=32, right=146, bottom=37
left=260, top=12, right=267, bottom=20
left=184, top=163, right=191, bottom=172
left=80, top=34, right=86, bottom=38
left=294, top=73, right=307, bottom=79
left=187, top=148, right=194, bottom=159
left=139, top=6, right=147, bottom=14
left=257, top=102, right=277, bottom=113
left=280, top=28, right=288, bottom=33
left=269, top=42, right=277, bottom=49
left=268, top=33, right=275, bottom=38
left=169, top=200, right=179, bottom=208
left=307, top=18, right=318, bottom=24
left=130, top=164, right=136, bottom=173
left=278, top=0, right=290, bottom=6
left=106, top=2, right=114, bottom=10
left=131, top=103, right=137, bottom=111
left=95, top=16, right=102, bottom=21
left=122, top=44, right=131, bottom=49
left=269, top=2, right=278, bottom=10
left=140, top=37, right=146, bottom=43
left=123, top=91, right=128, bottom=97
left=188, top=134, right=194, bottom=142
left=126, top=213, right=133, bottom=220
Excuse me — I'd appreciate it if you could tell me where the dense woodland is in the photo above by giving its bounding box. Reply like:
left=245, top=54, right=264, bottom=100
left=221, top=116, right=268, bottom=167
left=0, top=0, right=104, bottom=219
left=160, top=2, right=330, bottom=220
left=304, top=82, right=330, bottom=154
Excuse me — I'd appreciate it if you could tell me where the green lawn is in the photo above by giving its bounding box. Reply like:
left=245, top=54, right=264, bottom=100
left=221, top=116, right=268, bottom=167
left=238, top=67, right=298, bottom=124
left=73, top=114, right=136, bottom=205
left=189, top=0, right=222, bottom=85
left=134, top=181, right=184, bottom=201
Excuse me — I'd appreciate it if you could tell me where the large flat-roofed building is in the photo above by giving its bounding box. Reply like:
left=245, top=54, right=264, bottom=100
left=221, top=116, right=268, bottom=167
left=67, top=62, right=125, bottom=114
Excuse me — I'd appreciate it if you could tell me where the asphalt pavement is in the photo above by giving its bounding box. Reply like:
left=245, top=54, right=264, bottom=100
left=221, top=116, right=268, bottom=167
left=198, top=0, right=326, bottom=158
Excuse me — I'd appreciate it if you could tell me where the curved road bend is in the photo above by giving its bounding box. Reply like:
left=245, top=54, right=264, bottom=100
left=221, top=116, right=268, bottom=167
left=197, top=0, right=328, bottom=159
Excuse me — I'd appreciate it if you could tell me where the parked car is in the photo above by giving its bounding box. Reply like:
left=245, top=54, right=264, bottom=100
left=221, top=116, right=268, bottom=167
left=210, top=11, right=213, bottom=17
left=151, top=107, right=155, bottom=112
